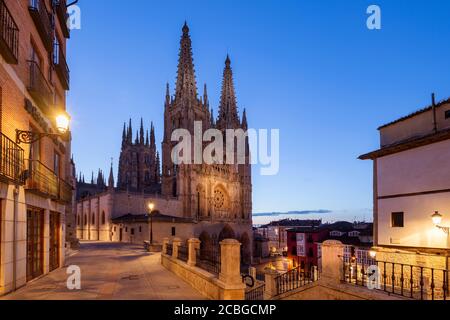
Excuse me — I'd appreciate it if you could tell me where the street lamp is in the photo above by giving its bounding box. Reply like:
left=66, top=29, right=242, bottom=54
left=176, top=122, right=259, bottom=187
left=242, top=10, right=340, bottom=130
left=16, top=113, right=71, bottom=145
left=148, top=202, right=155, bottom=245
left=432, top=211, right=449, bottom=235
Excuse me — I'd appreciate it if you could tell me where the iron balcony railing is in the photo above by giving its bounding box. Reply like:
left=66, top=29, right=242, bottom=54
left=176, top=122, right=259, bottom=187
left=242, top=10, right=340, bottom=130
left=245, top=284, right=265, bottom=301
left=59, top=177, right=72, bottom=203
left=28, top=0, right=53, bottom=51
left=0, top=132, right=25, bottom=185
left=0, top=0, right=19, bottom=64
left=343, top=259, right=450, bottom=300
left=166, top=244, right=173, bottom=256
left=275, top=266, right=316, bottom=296
left=53, top=40, right=69, bottom=90
left=26, top=159, right=59, bottom=199
left=52, top=0, right=70, bottom=38
left=177, top=245, right=188, bottom=262
left=196, top=247, right=221, bottom=275
left=27, top=60, right=53, bottom=113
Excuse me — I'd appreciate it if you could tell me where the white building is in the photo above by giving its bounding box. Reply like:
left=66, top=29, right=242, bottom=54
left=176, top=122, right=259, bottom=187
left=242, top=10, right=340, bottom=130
left=360, top=95, right=450, bottom=253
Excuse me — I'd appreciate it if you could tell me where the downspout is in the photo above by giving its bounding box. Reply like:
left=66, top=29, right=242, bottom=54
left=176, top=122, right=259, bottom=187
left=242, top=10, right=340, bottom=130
left=12, top=186, right=19, bottom=292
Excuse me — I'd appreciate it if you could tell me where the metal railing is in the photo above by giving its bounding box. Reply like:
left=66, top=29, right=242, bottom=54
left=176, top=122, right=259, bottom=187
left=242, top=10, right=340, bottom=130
left=177, top=245, right=188, bottom=262
left=246, top=284, right=265, bottom=301
left=0, top=0, right=19, bottom=64
left=343, top=260, right=450, bottom=300
left=275, top=267, right=316, bottom=296
left=196, top=247, right=221, bottom=275
left=28, top=60, right=53, bottom=112
left=53, top=39, right=69, bottom=89
left=0, top=133, right=25, bottom=184
left=166, top=244, right=173, bottom=256
left=29, top=0, right=53, bottom=51
left=52, top=0, right=70, bottom=38
left=59, top=178, right=72, bottom=203
left=26, top=159, right=59, bottom=199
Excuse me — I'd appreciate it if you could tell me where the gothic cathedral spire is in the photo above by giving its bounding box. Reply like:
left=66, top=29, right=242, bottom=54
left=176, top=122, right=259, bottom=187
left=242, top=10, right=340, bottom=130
left=217, top=55, right=240, bottom=129
left=175, top=22, right=198, bottom=101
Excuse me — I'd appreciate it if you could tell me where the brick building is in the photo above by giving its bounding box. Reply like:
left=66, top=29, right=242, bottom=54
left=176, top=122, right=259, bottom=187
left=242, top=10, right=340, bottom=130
left=0, top=0, right=73, bottom=295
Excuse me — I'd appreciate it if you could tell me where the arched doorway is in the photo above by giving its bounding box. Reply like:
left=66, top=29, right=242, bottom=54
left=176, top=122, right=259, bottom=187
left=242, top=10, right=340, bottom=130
left=218, top=224, right=236, bottom=242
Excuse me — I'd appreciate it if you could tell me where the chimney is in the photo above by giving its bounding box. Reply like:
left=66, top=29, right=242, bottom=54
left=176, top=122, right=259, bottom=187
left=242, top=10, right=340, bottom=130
left=432, top=93, right=438, bottom=133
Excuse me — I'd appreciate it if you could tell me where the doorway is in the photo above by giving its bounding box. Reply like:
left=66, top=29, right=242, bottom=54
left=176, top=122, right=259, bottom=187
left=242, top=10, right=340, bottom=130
left=119, top=228, right=123, bottom=242
left=27, top=208, right=44, bottom=282
left=49, top=212, right=60, bottom=271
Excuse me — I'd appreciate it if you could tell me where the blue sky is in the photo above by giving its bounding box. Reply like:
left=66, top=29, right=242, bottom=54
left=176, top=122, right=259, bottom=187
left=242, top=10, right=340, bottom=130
left=68, top=0, right=450, bottom=220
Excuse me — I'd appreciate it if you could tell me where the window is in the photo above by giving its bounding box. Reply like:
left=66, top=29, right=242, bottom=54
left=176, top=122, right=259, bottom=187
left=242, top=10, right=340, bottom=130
left=77, top=215, right=80, bottom=226
left=102, top=211, right=106, bottom=225
left=139, top=226, right=142, bottom=233
left=391, top=212, right=404, bottom=228
left=445, top=110, right=450, bottom=119
left=54, top=152, right=60, bottom=177
left=131, top=228, right=135, bottom=235
left=171, top=227, right=176, bottom=236
left=125, top=227, right=128, bottom=232
left=84, top=214, right=87, bottom=226
left=91, top=213, right=95, bottom=225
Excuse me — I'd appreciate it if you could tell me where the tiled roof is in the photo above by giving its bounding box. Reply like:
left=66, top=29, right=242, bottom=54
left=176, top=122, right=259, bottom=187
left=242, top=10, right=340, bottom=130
left=378, top=97, right=450, bottom=130
left=112, top=212, right=194, bottom=224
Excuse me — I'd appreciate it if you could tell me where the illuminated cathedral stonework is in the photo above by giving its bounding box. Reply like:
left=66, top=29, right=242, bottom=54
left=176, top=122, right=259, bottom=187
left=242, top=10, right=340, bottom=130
left=75, top=23, right=253, bottom=263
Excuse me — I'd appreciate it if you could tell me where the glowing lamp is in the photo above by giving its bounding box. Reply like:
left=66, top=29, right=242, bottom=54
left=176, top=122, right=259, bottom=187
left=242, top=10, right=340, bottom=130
left=432, top=211, right=443, bottom=226
left=56, top=114, right=70, bottom=134
left=148, top=202, right=155, bottom=213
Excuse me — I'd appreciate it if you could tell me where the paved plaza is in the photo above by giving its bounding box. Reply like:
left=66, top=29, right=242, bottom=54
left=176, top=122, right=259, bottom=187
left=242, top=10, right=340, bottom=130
left=1, top=242, right=205, bottom=300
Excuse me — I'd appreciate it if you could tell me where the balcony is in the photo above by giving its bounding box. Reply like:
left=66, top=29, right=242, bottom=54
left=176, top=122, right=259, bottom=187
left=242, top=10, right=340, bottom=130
left=53, top=41, right=69, bottom=90
left=0, top=0, right=19, bottom=64
left=53, top=0, right=70, bottom=38
left=26, top=160, right=59, bottom=199
left=25, top=160, right=73, bottom=203
left=0, top=132, right=25, bottom=185
left=28, top=0, right=53, bottom=52
left=59, top=178, right=73, bottom=203
left=27, top=60, right=53, bottom=113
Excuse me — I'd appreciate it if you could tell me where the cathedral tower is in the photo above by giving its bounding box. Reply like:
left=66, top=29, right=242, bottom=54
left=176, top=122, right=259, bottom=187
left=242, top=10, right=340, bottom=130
left=117, top=119, right=161, bottom=193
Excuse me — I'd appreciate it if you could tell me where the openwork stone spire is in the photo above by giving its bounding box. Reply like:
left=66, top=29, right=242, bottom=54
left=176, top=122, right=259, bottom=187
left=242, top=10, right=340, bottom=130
left=217, top=55, right=240, bottom=129
left=175, top=22, right=198, bottom=101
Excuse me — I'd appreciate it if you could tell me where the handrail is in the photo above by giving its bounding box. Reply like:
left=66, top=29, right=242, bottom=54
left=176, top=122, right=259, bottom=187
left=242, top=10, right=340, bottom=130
left=0, top=0, right=19, bottom=63
left=343, top=259, right=450, bottom=300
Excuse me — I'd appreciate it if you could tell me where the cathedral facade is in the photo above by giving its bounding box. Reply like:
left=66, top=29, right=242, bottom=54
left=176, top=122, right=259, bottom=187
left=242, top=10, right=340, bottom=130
left=75, top=23, right=253, bottom=262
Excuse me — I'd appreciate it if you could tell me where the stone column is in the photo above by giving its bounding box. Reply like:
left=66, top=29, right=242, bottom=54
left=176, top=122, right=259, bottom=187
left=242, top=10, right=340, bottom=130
left=321, top=240, right=345, bottom=285
left=219, top=239, right=242, bottom=285
left=249, top=267, right=257, bottom=280
left=172, top=238, right=182, bottom=259
left=162, top=237, right=169, bottom=255
left=187, top=238, right=200, bottom=266
left=264, top=269, right=279, bottom=300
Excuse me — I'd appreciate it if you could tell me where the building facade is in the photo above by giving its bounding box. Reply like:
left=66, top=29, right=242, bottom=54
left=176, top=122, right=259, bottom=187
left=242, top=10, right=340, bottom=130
left=0, top=0, right=72, bottom=295
left=360, top=96, right=450, bottom=254
left=75, top=23, right=253, bottom=263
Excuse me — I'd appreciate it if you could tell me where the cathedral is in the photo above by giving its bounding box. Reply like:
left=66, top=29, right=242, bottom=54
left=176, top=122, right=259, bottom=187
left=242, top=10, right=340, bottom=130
left=75, top=23, right=253, bottom=263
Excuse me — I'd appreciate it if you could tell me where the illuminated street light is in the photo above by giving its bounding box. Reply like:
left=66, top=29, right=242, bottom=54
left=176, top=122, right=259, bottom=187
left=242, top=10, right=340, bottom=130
left=16, top=113, right=71, bottom=144
left=432, top=211, right=449, bottom=235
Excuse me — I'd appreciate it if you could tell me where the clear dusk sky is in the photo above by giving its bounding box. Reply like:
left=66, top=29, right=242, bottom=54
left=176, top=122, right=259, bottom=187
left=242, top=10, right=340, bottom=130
left=68, top=0, right=450, bottom=220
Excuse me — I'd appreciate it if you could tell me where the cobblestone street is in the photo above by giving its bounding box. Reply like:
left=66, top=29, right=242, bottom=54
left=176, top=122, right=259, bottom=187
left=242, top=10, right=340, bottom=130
left=1, top=242, right=205, bottom=300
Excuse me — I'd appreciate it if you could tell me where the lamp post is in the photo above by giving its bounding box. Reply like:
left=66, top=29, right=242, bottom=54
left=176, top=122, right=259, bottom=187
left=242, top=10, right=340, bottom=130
left=148, top=202, right=155, bottom=245
left=432, top=211, right=449, bottom=235
left=16, top=113, right=71, bottom=144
